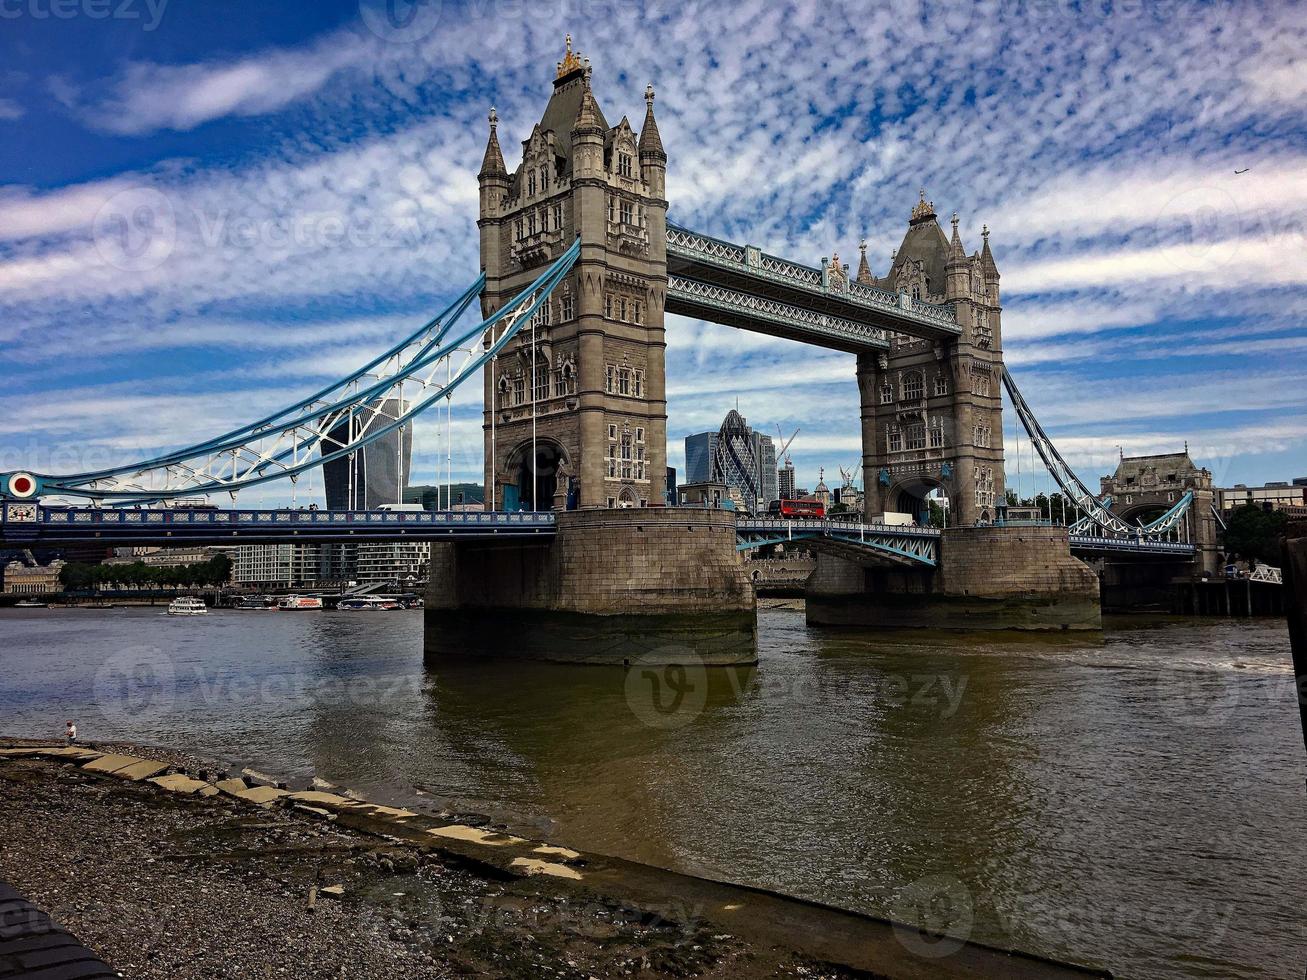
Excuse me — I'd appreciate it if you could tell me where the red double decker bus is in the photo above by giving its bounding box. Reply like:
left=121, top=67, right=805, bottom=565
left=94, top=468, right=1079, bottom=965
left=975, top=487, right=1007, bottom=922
left=767, top=498, right=825, bottom=519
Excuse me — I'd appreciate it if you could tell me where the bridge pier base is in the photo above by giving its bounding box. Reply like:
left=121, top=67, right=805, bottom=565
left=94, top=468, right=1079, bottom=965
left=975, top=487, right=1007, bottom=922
left=806, top=525, right=1101, bottom=631
left=424, top=508, right=757, bottom=665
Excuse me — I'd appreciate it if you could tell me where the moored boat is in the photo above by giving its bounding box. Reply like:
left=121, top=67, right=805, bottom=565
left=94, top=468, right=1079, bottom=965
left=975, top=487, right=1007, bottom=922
left=337, top=596, right=403, bottom=611
left=277, top=595, right=324, bottom=611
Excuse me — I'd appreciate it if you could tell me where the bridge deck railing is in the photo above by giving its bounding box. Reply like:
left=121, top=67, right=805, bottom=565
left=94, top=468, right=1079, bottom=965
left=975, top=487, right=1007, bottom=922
left=34, top=507, right=558, bottom=528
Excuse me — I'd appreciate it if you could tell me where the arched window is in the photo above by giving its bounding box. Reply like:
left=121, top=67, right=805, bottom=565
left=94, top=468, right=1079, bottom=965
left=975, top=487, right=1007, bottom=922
left=528, top=172, right=536, bottom=196
left=903, top=372, right=924, bottom=401
left=539, top=165, right=549, bottom=192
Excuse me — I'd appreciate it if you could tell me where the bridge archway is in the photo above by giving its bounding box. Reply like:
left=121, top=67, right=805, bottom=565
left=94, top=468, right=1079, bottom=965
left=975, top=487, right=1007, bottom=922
left=504, top=438, right=569, bottom=512
left=889, top=476, right=950, bottom=527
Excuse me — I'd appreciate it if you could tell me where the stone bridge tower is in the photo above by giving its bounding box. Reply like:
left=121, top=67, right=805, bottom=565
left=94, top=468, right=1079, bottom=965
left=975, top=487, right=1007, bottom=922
left=478, top=38, right=668, bottom=511
left=856, top=193, right=1006, bottom=526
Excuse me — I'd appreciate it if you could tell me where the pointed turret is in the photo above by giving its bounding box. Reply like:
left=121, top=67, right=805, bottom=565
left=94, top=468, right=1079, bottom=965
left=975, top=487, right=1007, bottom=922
left=944, top=211, right=971, bottom=301
left=639, top=84, right=666, bottom=162
left=980, top=224, right=1000, bottom=305
left=856, top=238, right=874, bottom=284
left=479, top=107, right=507, bottom=179
left=947, top=212, right=966, bottom=261
left=572, top=72, right=605, bottom=137
left=980, top=224, right=999, bottom=277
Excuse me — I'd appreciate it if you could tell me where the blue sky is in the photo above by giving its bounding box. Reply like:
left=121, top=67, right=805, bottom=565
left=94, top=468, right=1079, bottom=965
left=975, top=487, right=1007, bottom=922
left=1, top=0, right=1305, bottom=506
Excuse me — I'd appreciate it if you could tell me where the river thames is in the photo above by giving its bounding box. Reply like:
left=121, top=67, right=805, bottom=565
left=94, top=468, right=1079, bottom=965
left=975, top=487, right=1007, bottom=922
left=1, top=606, right=1300, bottom=979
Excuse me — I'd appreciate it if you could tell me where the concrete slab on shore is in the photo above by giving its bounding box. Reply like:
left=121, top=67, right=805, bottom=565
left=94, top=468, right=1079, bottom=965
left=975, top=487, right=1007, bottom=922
left=234, top=785, right=289, bottom=806
left=149, top=773, right=214, bottom=795
left=114, top=760, right=169, bottom=781
left=81, top=753, right=146, bottom=774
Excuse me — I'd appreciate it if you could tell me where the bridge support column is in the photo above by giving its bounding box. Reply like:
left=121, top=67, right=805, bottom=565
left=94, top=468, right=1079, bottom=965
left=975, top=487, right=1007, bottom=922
left=424, top=508, right=756, bottom=665
left=807, top=525, right=1100, bottom=630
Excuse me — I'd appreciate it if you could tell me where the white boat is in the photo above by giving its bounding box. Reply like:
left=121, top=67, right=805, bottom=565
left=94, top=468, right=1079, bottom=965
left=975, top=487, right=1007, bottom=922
left=338, top=596, right=403, bottom=611
left=167, top=597, right=209, bottom=616
left=14, top=599, right=49, bottom=609
left=277, top=595, right=324, bottom=611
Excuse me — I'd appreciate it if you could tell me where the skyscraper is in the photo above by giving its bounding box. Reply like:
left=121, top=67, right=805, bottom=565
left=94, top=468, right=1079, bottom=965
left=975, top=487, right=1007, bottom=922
left=778, top=460, right=796, bottom=500
left=322, top=398, right=413, bottom=510
left=683, top=432, right=716, bottom=485
left=682, top=410, right=778, bottom=513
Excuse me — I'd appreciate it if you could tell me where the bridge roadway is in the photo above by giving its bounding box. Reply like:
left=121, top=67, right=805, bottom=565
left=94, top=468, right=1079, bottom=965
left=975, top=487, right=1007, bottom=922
left=0, top=504, right=1197, bottom=563
left=666, top=223, right=962, bottom=352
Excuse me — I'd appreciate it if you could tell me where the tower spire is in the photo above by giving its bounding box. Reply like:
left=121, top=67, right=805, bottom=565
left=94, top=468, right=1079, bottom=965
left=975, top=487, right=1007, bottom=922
left=478, top=106, right=507, bottom=179
left=639, top=82, right=666, bottom=161
left=856, top=237, right=873, bottom=283
left=948, top=211, right=965, bottom=258
left=980, top=223, right=999, bottom=278
left=572, top=69, right=604, bottom=135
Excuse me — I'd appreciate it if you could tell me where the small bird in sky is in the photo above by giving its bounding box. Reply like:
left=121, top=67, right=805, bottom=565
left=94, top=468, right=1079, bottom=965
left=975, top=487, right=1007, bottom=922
left=1234, top=168, right=1249, bottom=174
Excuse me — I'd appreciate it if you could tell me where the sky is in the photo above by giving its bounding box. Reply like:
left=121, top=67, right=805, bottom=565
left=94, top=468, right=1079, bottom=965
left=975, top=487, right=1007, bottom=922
left=1, top=0, right=1305, bottom=507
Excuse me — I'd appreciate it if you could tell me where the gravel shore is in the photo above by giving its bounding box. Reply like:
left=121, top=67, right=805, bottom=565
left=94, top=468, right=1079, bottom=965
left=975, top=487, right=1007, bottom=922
left=0, top=748, right=855, bottom=979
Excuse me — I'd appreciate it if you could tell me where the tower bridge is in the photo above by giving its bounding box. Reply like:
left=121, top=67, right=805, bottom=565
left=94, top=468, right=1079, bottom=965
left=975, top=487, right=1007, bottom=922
left=0, top=38, right=1211, bottom=662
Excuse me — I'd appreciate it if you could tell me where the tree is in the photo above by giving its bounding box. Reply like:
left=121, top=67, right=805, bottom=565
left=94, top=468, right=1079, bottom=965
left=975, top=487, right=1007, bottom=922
left=1222, top=505, right=1288, bottom=565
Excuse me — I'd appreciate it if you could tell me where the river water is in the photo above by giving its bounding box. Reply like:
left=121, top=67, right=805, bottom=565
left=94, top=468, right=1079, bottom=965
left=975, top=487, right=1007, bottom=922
left=0, top=606, right=1301, bottom=979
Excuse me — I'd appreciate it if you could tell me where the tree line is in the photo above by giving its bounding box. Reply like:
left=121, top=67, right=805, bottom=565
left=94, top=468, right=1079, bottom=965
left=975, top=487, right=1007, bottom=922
left=59, top=555, right=233, bottom=592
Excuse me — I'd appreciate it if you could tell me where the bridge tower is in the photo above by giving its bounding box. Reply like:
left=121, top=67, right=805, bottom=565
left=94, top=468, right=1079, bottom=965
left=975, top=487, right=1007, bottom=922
left=478, top=37, right=668, bottom=511
left=856, top=194, right=1006, bottom=526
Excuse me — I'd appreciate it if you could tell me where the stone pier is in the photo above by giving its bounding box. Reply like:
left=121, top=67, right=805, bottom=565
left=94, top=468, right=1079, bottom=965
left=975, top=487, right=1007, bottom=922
left=424, top=508, right=756, bottom=665
left=806, top=524, right=1101, bottom=631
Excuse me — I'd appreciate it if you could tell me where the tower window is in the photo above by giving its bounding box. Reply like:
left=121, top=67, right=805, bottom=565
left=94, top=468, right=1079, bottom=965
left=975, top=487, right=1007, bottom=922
left=618, top=153, right=633, bottom=178
left=903, top=372, right=924, bottom=401
left=633, top=371, right=644, bottom=397
left=620, top=201, right=633, bottom=225
left=539, top=165, right=549, bottom=192
left=619, top=368, right=631, bottom=396
left=553, top=203, right=563, bottom=230
left=887, top=426, right=902, bottom=453
left=561, top=291, right=574, bottom=320
left=934, top=375, right=949, bottom=396
left=930, top=422, right=945, bottom=449
left=528, top=172, right=536, bottom=196
left=880, top=381, right=893, bottom=404
left=634, top=301, right=643, bottom=324
left=907, top=424, right=927, bottom=451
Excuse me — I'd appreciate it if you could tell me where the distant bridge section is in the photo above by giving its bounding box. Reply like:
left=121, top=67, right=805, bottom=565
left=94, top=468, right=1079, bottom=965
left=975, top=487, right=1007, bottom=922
left=665, top=223, right=962, bottom=349
left=1, top=504, right=1196, bottom=566
left=0, top=503, right=557, bottom=547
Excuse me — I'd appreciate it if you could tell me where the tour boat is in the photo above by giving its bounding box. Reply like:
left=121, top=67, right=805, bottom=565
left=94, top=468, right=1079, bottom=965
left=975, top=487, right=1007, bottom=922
left=277, top=595, right=324, bottom=611
left=234, top=596, right=274, bottom=610
left=167, top=597, right=209, bottom=616
left=337, top=596, right=403, bottom=611
left=13, top=599, right=49, bottom=609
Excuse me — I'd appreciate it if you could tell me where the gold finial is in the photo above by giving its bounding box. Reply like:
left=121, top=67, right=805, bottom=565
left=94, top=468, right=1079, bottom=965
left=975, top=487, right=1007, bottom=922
left=911, top=187, right=935, bottom=222
left=557, top=34, right=584, bottom=78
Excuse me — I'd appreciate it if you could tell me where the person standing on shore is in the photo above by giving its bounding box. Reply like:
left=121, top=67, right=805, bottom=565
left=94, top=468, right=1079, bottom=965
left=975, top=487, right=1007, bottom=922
left=65, top=721, right=77, bottom=744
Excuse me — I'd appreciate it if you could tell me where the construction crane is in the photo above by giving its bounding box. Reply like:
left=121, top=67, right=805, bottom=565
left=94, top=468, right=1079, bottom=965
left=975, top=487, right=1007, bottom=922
left=775, top=424, right=800, bottom=466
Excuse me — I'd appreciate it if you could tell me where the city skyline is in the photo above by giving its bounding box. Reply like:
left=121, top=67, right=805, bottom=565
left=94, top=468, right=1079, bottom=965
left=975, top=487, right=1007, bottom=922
left=1, top=3, right=1305, bottom=503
